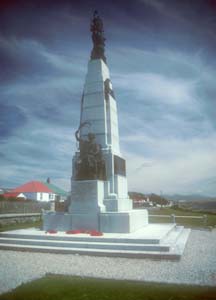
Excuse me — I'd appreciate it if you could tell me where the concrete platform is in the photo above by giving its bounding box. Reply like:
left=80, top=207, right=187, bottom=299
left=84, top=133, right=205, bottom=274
left=0, top=224, right=190, bottom=260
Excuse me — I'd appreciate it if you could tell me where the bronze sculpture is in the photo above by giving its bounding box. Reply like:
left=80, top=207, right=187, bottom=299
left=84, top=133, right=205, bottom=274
left=90, top=10, right=107, bottom=63
left=75, top=122, right=106, bottom=180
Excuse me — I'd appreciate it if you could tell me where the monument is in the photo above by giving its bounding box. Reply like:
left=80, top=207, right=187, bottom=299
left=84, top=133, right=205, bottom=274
left=43, top=11, right=148, bottom=233
left=0, top=12, right=190, bottom=259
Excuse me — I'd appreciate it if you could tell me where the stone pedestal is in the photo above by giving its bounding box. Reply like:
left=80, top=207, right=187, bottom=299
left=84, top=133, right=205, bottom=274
left=69, top=180, right=106, bottom=214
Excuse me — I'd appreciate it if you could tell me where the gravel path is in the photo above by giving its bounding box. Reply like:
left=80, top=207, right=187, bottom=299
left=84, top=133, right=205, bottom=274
left=0, top=229, right=216, bottom=294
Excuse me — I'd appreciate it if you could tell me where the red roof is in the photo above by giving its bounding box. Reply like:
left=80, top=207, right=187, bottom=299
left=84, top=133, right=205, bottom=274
left=12, top=181, right=52, bottom=193
left=3, top=192, right=24, bottom=198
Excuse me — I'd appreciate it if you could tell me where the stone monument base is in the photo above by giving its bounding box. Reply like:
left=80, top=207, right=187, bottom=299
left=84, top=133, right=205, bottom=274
left=43, top=179, right=148, bottom=233
left=43, top=210, right=148, bottom=233
left=100, top=210, right=148, bottom=233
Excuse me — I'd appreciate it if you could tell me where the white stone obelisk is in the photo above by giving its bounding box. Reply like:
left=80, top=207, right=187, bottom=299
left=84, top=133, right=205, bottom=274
left=43, top=11, right=148, bottom=233
left=68, top=12, right=148, bottom=232
left=70, top=58, right=132, bottom=211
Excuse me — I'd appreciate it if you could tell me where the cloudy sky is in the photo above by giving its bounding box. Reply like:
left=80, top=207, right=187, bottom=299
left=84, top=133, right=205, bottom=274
left=0, top=0, right=216, bottom=196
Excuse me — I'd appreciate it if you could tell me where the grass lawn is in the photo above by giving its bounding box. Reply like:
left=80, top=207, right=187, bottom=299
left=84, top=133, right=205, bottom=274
left=148, top=207, right=216, bottom=228
left=0, top=274, right=215, bottom=300
left=0, top=220, right=42, bottom=232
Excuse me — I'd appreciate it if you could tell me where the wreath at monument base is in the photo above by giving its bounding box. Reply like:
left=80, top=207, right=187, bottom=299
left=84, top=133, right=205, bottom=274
left=45, top=229, right=103, bottom=236
left=66, top=229, right=103, bottom=236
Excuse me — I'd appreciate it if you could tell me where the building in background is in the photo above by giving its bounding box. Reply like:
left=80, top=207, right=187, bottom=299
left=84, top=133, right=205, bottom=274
left=3, top=179, right=68, bottom=202
left=3, top=192, right=27, bottom=200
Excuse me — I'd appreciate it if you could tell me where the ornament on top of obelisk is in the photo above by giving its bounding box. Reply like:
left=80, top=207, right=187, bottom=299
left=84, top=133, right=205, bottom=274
left=90, top=10, right=106, bottom=63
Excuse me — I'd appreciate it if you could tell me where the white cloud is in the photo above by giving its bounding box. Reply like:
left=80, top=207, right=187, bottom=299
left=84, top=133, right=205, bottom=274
left=115, top=72, right=196, bottom=105
left=0, top=119, right=75, bottom=190
left=123, top=134, right=216, bottom=195
left=112, top=46, right=216, bottom=196
left=41, top=49, right=85, bottom=73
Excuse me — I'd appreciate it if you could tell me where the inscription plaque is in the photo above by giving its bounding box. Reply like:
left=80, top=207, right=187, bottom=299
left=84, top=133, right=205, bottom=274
left=114, top=155, right=126, bottom=176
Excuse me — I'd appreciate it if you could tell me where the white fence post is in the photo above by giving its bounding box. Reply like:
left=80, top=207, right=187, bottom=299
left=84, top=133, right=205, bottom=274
left=203, top=215, right=207, bottom=226
left=171, top=214, right=176, bottom=223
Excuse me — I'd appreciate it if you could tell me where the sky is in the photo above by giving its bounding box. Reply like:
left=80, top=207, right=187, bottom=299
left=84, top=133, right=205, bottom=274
left=0, top=0, right=216, bottom=196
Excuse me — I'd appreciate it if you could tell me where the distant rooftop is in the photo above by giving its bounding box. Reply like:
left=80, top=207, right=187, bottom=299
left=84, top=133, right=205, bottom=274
left=5, top=180, right=67, bottom=196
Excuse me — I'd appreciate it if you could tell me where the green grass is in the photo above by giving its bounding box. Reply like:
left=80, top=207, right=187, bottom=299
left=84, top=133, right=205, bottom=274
left=0, top=274, right=215, bottom=300
left=0, top=220, right=42, bottom=232
left=148, top=207, right=216, bottom=228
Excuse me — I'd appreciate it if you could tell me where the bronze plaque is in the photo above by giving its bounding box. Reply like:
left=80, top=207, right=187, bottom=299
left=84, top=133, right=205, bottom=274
left=114, top=155, right=126, bottom=176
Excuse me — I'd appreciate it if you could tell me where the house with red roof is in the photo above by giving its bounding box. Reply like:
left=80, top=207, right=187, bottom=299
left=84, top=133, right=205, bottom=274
left=3, top=179, right=68, bottom=202
left=3, top=192, right=27, bottom=199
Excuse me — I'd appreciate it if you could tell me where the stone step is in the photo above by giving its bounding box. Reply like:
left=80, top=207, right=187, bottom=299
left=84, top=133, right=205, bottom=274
left=0, top=224, right=177, bottom=245
left=0, top=242, right=181, bottom=260
left=169, top=228, right=191, bottom=256
left=0, top=237, right=170, bottom=252
left=161, top=225, right=184, bottom=245
left=0, top=232, right=161, bottom=245
left=0, top=225, right=190, bottom=260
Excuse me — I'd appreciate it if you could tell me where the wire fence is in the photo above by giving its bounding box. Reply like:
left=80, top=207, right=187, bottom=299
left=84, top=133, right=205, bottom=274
left=149, top=214, right=208, bottom=226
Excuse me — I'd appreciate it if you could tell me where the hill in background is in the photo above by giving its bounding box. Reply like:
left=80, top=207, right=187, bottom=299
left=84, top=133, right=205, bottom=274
left=129, top=192, right=216, bottom=213
left=164, top=194, right=216, bottom=202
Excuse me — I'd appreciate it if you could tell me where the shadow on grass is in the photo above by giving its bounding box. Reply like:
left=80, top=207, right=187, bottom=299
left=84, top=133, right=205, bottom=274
left=0, top=274, right=215, bottom=300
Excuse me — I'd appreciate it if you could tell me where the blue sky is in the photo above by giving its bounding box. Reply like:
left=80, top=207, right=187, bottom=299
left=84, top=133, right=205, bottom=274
left=0, top=0, right=216, bottom=195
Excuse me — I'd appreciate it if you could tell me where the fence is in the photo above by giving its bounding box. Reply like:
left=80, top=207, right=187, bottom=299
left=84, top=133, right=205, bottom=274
left=149, top=214, right=208, bottom=226
left=0, top=201, right=51, bottom=214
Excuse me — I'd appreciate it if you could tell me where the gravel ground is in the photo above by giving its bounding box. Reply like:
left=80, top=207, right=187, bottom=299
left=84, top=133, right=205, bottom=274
left=0, top=229, right=216, bottom=294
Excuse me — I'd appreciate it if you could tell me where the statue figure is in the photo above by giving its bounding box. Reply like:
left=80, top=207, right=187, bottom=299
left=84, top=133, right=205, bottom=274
left=90, top=10, right=107, bottom=63
left=75, top=122, right=106, bottom=180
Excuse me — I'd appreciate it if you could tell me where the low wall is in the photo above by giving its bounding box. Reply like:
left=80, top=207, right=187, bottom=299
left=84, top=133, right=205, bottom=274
left=0, top=213, right=41, bottom=226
